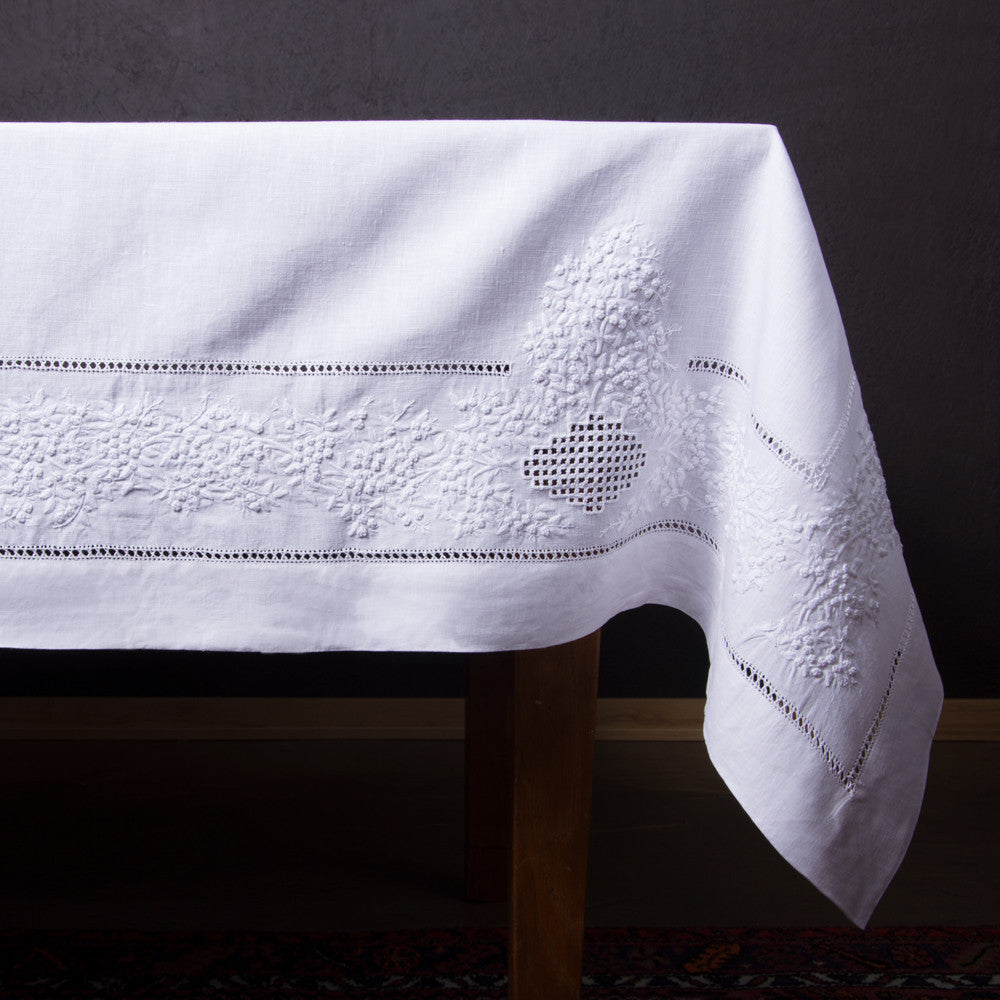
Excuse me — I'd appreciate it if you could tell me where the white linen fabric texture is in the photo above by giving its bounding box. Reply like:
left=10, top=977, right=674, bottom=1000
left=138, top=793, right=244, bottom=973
left=0, top=121, right=942, bottom=926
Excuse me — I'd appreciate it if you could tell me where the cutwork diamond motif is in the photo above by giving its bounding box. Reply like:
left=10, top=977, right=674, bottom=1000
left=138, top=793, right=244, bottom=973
left=523, top=415, right=645, bottom=513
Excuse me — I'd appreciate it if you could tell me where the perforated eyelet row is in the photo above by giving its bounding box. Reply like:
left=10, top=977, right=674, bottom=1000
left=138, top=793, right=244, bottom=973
left=0, top=357, right=510, bottom=377
left=0, top=519, right=717, bottom=566
left=725, top=609, right=914, bottom=793
left=686, top=353, right=854, bottom=490
left=723, top=632, right=850, bottom=788
left=751, top=414, right=822, bottom=485
left=845, top=599, right=914, bottom=786
left=688, top=356, right=748, bottom=387
left=816, top=375, right=858, bottom=474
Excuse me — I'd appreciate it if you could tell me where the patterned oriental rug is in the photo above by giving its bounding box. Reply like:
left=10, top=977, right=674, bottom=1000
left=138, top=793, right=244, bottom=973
left=1, top=926, right=998, bottom=999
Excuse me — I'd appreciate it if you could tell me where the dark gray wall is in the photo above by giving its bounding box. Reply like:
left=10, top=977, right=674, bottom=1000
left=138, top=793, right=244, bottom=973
left=0, top=0, right=996, bottom=696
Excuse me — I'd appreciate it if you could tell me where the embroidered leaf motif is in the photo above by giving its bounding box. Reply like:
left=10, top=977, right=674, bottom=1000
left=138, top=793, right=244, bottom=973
left=0, top=391, right=576, bottom=544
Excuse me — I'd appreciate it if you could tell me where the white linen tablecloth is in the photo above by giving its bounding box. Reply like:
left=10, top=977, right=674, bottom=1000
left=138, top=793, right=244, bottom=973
left=0, top=120, right=942, bottom=926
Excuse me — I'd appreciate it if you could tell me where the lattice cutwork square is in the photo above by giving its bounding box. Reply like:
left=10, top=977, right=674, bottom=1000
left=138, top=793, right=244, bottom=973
left=523, top=415, right=645, bottom=513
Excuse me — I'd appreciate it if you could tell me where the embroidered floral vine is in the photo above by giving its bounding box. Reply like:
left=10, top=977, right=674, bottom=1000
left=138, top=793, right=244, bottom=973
left=702, top=419, right=806, bottom=593
left=603, top=384, right=725, bottom=533
left=0, top=392, right=570, bottom=541
left=751, top=421, right=901, bottom=686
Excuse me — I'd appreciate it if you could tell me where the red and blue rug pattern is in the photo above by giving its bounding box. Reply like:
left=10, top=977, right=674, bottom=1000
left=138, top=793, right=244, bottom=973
left=0, top=926, right=998, bottom=998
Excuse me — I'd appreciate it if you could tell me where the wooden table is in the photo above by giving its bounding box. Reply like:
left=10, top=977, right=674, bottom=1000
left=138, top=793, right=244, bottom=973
left=467, top=630, right=601, bottom=999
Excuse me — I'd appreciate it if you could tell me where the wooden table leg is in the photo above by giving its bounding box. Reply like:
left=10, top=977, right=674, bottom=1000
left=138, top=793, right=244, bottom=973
left=465, top=651, right=513, bottom=902
left=466, top=630, right=601, bottom=1000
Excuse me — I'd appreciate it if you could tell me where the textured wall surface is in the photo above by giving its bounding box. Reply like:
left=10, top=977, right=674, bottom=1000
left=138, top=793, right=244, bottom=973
left=0, top=0, right=996, bottom=696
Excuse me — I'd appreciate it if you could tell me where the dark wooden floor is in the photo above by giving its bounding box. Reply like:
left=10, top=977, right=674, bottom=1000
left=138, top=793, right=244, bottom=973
left=0, top=740, right=996, bottom=930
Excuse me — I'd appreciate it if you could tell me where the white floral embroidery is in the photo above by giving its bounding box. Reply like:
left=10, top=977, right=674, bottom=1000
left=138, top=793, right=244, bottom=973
left=443, top=225, right=675, bottom=527
left=446, top=225, right=677, bottom=530
left=451, top=387, right=548, bottom=442
left=442, top=389, right=574, bottom=539
left=605, top=384, right=725, bottom=532
left=751, top=421, right=901, bottom=687
left=0, top=391, right=576, bottom=543
left=519, top=225, right=675, bottom=425
left=702, top=420, right=806, bottom=592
